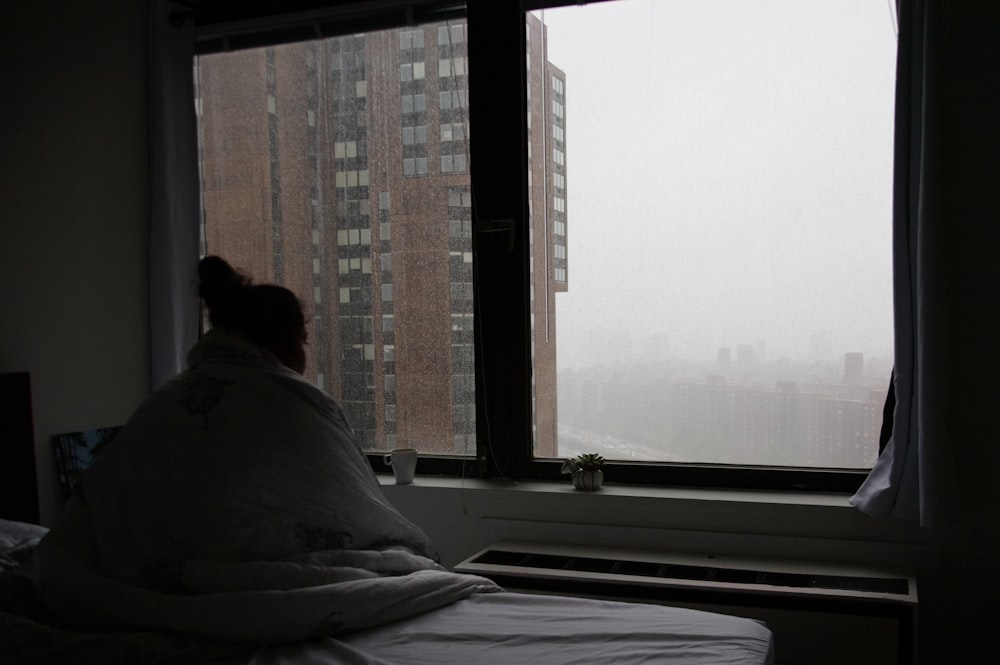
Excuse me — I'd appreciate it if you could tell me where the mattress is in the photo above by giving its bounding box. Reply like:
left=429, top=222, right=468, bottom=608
left=2, top=516, right=773, bottom=665
left=253, top=591, right=775, bottom=665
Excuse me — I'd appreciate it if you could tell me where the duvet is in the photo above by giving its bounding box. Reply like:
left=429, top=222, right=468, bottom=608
left=7, top=330, right=773, bottom=664
left=31, top=330, right=500, bottom=643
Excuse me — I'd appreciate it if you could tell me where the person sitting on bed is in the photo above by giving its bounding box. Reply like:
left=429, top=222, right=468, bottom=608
left=32, top=256, right=499, bottom=644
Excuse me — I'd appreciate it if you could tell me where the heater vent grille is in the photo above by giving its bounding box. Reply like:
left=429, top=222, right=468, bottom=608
left=467, top=548, right=911, bottom=597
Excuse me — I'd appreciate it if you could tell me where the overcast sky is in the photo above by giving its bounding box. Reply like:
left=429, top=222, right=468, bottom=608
left=535, top=0, right=898, bottom=370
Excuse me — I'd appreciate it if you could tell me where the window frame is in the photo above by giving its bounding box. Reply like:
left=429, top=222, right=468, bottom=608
left=189, top=0, right=880, bottom=494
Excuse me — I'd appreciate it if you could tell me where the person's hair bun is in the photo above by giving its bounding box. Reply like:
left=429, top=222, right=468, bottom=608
left=198, top=255, right=249, bottom=309
left=194, top=256, right=306, bottom=367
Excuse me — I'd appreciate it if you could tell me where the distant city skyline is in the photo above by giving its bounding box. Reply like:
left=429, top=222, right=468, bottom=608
left=558, top=348, right=888, bottom=469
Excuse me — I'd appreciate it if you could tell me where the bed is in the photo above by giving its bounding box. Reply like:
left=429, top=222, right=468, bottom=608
left=2, top=340, right=772, bottom=663
left=1, top=517, right=773, bottom=665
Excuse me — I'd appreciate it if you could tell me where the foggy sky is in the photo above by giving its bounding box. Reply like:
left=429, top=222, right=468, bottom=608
left=537, top=0, right=898, bottom=369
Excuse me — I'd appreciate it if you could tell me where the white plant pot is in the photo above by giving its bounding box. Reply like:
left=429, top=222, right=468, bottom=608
left=572, top=468, right=603, bottom=491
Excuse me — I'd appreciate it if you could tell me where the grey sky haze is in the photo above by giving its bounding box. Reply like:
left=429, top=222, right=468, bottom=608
left=535, top=0, right=898, bottom=369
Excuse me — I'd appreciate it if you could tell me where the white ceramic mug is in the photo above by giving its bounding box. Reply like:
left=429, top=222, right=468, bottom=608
left=383, top=448, right=418, bottom=484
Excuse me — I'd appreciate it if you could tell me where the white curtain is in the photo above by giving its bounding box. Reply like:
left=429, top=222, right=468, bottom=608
left=148, top=0, right=200, bottom=389
left=849, top=0, right=957, bottom=526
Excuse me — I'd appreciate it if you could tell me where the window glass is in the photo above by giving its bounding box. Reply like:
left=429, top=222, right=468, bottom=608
left=529, top=1, right=896, bottom=469
left=197, top=21, right=474, bottom=456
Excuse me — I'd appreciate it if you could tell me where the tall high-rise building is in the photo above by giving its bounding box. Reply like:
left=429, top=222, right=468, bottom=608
left=196, top=15, right=565, bottom=457
left=527, top=13, right=566, bottom=458
left=843, top=352, right=864, bottom=387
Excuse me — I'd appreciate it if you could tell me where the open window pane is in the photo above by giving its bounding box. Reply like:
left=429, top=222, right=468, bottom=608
left=529, top=0, right=897, bottom=469
left=196, top=21, right=474, bottom=456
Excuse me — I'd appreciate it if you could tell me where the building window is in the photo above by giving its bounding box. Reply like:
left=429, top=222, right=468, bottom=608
left=402, top=157, right=428, bottom=177
left=400, top=62, right=425, bottom=81
left=402, top=125, right=427, bottom=145
left=399, top=29, right=424, bottom=50
left=440, top=122, right=468, bottom=142
left=439, top=90, right=468, bottom=110
left=401, top=94, right=427, bottom=113
left=439, top=24, right=466, bottom=45
left=439, top=57, right=467, bottom=77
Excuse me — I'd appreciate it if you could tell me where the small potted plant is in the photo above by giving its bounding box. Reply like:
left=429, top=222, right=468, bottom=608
left=560, top=453, right=605, bottom=491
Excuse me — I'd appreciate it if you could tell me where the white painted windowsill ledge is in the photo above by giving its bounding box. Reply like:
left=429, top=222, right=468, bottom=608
left=377, top=473, right=852, bottom=508
left=376, top=474, right=940, bottom=572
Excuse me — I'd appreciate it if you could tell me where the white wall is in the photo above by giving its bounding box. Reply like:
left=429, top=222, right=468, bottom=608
left=0, top=1, right=151, bottom=524
left=380, top=478, right=933, bottom=568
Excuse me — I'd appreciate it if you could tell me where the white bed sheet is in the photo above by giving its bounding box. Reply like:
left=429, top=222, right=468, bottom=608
left=250, top=592, right=775, bottom=665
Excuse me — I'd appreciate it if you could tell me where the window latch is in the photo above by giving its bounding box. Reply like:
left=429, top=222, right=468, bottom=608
left=478, top=218, right=516, bottom=251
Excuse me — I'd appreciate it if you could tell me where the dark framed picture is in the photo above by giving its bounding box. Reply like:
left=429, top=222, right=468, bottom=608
left=51, top=426, right=121, bottom=500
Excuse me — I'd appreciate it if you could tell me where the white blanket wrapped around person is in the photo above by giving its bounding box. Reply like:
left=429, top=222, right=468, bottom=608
left=33, top=329, right=501, bottom=644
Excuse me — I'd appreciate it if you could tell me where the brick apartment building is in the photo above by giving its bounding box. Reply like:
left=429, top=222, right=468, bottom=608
left=196, top=14, right=566, bottom=457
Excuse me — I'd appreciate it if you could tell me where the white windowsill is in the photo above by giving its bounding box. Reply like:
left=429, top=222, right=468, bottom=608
left=376, top=473, right=938, bottom=571
left=376, top=473, right=853, bottom=508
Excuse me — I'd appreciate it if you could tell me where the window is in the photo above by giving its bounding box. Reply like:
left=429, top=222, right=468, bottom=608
left=400, top=61, right=426, bottom=81
left=439, top=24, right=466, bottom=45
left=440, top=121, right=468, bottom=142
left=439, top=90, right=468, bottom=110
left=193, top=0, right=896, bottom=491
left=439, top=57, right=467, bottom=77
left=197, top=19, right=474, bottom=457
left=402, top=125, right=427, bottom=145
left=400, top=93, right=426, bottom=113
left=399, top=29, right=424, bottom=50
left=524, top=0, right=896, bottom=485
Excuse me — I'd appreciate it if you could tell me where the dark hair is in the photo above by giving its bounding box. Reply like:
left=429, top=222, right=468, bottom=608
left=198, top=256, right=305, bottom=352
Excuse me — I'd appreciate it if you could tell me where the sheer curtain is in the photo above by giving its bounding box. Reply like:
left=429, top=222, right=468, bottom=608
left=849, top=0, right=957, bottom=526
left=148, top=0, right=200, bottom=389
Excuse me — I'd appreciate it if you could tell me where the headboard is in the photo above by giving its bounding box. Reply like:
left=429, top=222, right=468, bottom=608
left=0, top=372, right=39, bottom=523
